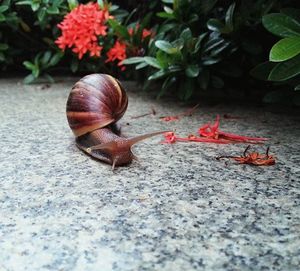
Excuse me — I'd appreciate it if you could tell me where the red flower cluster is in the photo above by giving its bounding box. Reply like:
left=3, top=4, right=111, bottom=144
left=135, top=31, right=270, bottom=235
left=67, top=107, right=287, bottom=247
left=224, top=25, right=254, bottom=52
left=162, top=115, right=268, bottom=144
left=106, top=41, right=127, bottom=70
left=55, top=3, right=111, bottom=59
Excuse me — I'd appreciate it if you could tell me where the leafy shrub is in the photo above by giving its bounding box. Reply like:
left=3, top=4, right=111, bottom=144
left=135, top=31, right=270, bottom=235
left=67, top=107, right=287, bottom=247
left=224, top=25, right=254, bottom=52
left=123, top=0, right=298, bottom=101
left=1, top=0, right=299, bottom=105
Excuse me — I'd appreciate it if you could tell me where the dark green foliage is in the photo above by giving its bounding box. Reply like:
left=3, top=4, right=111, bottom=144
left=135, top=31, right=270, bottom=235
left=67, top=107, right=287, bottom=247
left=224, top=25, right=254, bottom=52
left=123, top=0, right=298, bottom=101
left=250, top=8, right=300, bottom=105
left=0, top=0, right=299, bottom=105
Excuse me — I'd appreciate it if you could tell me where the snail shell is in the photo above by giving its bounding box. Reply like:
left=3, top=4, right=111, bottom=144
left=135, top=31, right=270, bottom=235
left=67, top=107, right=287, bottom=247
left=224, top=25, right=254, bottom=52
left=66, top=74, right=128, bottom=137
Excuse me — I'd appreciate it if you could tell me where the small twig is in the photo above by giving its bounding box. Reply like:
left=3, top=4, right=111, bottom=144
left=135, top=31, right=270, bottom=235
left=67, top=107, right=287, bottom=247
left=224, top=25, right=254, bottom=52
left=243, top=145, right=251, bottom=157
left=130, top=106, right=156, bottom=119
left=160, top=104, right=199, bottom=121
left=179, top=103, right=200, bottom=117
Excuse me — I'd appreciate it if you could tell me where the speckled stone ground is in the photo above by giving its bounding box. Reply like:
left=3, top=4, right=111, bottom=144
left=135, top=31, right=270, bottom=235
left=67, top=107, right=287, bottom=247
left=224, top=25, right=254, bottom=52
left=0, top=77, right=299, bottom=271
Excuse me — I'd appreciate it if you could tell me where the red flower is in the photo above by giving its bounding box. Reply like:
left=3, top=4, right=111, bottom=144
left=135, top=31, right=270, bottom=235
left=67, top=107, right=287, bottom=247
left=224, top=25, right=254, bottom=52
left=217, top=146, right=276, bottom=166
left=55, top=3, right=111, bottom=59
left=162, top=132, right=177, bottom=144
left=106, top=40, right=127, bottom=70
left=198, top=115, right=268, bottom=143
left=161, top=132, right=231, bottom=144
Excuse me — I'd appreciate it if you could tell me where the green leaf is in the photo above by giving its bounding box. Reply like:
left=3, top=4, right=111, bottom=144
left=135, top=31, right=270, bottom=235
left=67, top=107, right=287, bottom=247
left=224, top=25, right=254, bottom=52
left=262, top=13, right=300, bottom=38
left=207, top=19, right=225, bottom=32
left=202, top=57, right=221, bottom=65
left=180, top=28, right=192, bottom=41
left=268, top=54, right=300, bottom=81
left=121, top=57, right=144, bottom=65
left=295, top=84, right=300, bottom=90
left=37, top=8, right=46, bottom=22
left=192, top=33, right=207, bottom=54
left=158, top=23, right=176, bottom=34
left=97, top=0, right=104, bottom=8
left=179, top=78, right=194, bottom=100
left=0, top=43, right=9, bottom=50
left=47, top=6, right=59, bottom=14
left=250, top=61, right=277, bottom=80
left=156, top=50, right=169, bottom=69
left=23, top=74, right=35, bottom=84
left=155, top=40, right=181, bottom=54
left=68, top=0, right=78, bottom=10
left=155, top=40, right=173, bottom=53
left=148, top=66, right=181, bottom=80
left=109, top=5, right=119, bottom=12
left=32, top=67, right=39, bottom=78
left=148, top=69, right=168, bottom=80
left=143, top=57, right=162, bottom=69
left=49, top=52, right=63, bottom=66
left=23, top=61, right=35, bottom=71
left=163, top=6, right=173, bottom=14
left=157, top=76, right=176, bottom=98
left=0, top=13, right=5, bottom=22
left=171, top=38, right=184, bottom=50
left=156, top=12, right=175, bottom=19
left=225, top=2, right=235, bottom=31
left=203, top=38, right=224, bottom=52
left=43, top=73, right=54, bottom=83
left=31, top=2, right=40, bottom=11
left=15, top=1, right=32, bottom=5
left=0, top=5, right=9, bottom=13
left=270, top=37, right=300, bottom=62
left=108, top=19, right=130, bottom=39
left=211, top=41, right=230, bottom=56
left=41, top=51, right=52, bottom=66
left=185, top=64, right=200, bottom=78
left=135, top=62, right=148, bottom=70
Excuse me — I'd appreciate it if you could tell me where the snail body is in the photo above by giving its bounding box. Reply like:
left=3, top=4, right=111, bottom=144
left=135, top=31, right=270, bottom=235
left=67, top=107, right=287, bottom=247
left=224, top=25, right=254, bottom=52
left=66, top=74, right=165, bottom=169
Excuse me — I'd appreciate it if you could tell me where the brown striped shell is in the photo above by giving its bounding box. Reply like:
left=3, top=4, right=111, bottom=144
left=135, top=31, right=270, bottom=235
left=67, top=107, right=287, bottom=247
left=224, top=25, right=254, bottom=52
left=66, top=74, right=128, bottom=137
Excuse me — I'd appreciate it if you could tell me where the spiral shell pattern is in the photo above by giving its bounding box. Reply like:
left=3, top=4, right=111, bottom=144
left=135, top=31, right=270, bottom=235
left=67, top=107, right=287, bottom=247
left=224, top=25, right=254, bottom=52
left=66, top=74, right=128, bottom=137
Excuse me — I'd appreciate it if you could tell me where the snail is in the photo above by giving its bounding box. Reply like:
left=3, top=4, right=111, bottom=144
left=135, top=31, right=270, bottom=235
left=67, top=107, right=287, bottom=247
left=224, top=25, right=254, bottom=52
left=66, top=73, right=166, bottom=170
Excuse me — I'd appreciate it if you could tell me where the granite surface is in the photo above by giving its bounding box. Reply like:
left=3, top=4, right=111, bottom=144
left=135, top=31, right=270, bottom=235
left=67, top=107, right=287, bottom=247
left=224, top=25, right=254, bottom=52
left=0, top=77, right=299, bottom=271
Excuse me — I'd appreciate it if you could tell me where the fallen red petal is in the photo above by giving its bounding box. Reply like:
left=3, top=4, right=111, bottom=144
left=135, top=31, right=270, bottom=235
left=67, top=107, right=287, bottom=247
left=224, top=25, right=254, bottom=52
left=160, top=116, right=179, bottom=122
